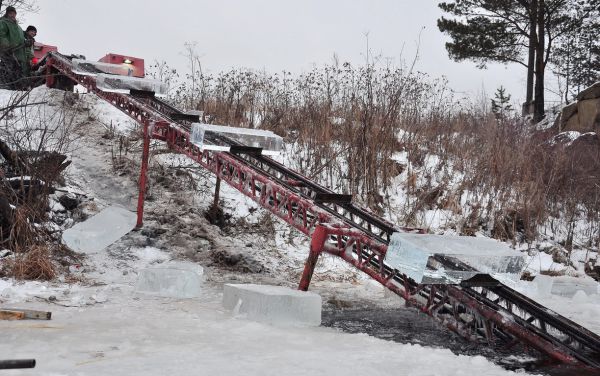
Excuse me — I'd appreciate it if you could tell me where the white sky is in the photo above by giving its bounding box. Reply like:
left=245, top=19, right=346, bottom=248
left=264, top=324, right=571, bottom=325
left=23, top=0, right=536, bottom=104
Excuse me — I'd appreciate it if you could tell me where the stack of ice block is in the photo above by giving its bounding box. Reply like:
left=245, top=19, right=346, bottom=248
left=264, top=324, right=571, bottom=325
left=95, top=74, right=168, bottom=98
left=385, top=233, right=525, bottom=284
left=190, top=123, right=283, bottom=155
left=72, top=59, right=135, bottom=77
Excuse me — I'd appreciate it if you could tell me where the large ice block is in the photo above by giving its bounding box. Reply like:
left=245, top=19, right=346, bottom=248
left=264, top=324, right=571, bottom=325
left=535, top=274, right=554, bottom=297
left=95, top=74, right=168, bottom=98
left=223, top=284, right=321, bottom=326
left=385, top=233, right=526, bottom=284
left=190, top=123, right=283, bottom=156
left=62, top=206, right=137, bottom=254
left=72, top=59, right=135, bottom=77
left=135, top=262, right=204, bottom=299
left=550, top=276, right=598, bottom=297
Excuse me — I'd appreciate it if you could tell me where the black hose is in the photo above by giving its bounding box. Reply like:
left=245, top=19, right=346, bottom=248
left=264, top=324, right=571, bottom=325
left=0, top=359, right=36, bottom=369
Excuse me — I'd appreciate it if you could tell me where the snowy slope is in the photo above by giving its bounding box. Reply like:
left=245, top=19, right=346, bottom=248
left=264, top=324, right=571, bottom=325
left=0, top=87, right=598, bottom=375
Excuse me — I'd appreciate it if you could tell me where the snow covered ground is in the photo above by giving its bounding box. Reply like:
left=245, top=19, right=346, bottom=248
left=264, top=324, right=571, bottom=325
left=0, top=275, right=523, bottom=376
left=1, top=87, right=599, bottom=375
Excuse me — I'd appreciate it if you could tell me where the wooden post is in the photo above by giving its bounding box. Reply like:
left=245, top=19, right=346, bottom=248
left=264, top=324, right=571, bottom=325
left=136, top=121, right=151, bottom=228
left=213, top=176, right=221, bottom=210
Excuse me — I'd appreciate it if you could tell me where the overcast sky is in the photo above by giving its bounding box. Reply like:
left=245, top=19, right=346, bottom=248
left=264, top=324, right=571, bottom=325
left=23, top=0, right=535, bottom=104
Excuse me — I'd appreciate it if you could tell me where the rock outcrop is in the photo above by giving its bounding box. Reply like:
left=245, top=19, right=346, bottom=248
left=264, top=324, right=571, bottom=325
left=557, top=82, right=600, bottom=139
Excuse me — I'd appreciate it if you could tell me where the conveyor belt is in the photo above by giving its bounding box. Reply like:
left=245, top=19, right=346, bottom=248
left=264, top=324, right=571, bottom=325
left=44, top=51, right=600, bottom=370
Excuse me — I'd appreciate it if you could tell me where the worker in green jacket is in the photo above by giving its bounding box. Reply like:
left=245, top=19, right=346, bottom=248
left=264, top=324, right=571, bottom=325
left=0, top=6, right=33, bottom=89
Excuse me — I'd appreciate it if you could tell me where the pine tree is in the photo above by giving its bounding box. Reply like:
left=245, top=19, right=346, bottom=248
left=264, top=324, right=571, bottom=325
left=437, top=0, right=598, bottom=122
left=491, top=86, right=513, bottom=120
left=551, top=5, right=600, bottom=101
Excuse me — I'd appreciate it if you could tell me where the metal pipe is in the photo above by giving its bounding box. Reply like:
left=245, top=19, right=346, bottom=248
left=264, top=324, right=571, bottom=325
left=299, top=226, right=328, bottom=291
left=0, top=359, right=36, bottom=369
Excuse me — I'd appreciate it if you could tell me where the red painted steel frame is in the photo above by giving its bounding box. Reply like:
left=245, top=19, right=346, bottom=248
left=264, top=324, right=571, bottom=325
left=46, top=53, right=343, bottom=234
left=152, top=121, right=342, bottom=234
left=300, top=225, right=580, bottom=366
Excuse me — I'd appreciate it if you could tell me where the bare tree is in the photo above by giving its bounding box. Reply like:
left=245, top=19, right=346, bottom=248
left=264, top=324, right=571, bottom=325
left=0, top=89, right=82, bottom=280
left=0, top=0, right=38, bottom=13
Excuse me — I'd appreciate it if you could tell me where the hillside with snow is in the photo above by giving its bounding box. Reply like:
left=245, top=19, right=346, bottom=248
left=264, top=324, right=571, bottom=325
left=0, top=83, right=598, bottom=376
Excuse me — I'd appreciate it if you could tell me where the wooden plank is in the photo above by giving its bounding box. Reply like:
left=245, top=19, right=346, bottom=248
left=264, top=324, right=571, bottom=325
left=0, top=308, right=51, bottom=320
left=0, top=310, right=25, bottom=320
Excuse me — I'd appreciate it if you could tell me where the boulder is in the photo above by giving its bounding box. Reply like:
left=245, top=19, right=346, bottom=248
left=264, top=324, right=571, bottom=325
left=596, top=111, right=600, bottom=142
left=576, top=81, right=600, bottom=101
left=559, top=102, right=578, bottom=131
left=58, top=193, right=79, bottom=211
left=576, top=98, right=600, bottom=132
left=564, top=112, right=583, bottom=132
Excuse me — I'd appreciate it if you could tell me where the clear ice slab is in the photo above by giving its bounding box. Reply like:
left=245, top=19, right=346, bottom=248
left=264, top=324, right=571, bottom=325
left=95, top=74, right=168, bottom=98
left=550, top=276, right=598, bottom=297
left=62, top=206, right=137, bottom=254
left=223, top=284, right=321, bottom=326
left=190, top=123, right=283, bottom=156
left=385, top=233, right=526, bottom=284
left=135, top=262, right=204, bottom=299
left=72, top=59, right=136, bottom=77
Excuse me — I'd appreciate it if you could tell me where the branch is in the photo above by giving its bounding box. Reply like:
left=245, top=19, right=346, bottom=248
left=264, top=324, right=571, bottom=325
left=0, top=90, right=31, bottom=122
left=0, top=101, right=47, bottom=113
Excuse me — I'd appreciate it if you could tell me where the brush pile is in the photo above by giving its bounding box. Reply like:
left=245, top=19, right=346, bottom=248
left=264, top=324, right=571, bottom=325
left=0, top=138, right=75, bottom=280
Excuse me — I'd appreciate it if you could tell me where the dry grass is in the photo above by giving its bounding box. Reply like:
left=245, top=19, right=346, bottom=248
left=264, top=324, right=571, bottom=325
left=9, top=245, right=56, bottom=281
left=159, top=60, right=600, bottom=247
left=0, top=205, right=58, bottom=280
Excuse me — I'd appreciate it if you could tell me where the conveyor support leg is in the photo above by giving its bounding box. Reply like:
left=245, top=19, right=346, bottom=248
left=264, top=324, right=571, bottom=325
left=299, top=225, right=328, bottom=291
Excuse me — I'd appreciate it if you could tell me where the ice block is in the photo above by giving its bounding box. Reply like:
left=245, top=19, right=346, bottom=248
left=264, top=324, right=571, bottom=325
left=190, top=123, right=283, bottom=155
left=95, top=74, right=168, bottom=98
left=385, top=233, right=525, bottom=284
left=72, top=59, right=135, bottom=77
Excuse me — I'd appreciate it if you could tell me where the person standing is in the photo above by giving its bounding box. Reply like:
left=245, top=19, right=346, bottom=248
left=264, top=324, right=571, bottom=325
left=24, top=25, right=36, bottom=41
left=24, top=25, right=36, bottom=66
left=0, top=6, right=33, bottom=88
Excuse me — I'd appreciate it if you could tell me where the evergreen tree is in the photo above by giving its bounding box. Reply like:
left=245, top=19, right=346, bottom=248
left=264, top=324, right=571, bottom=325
left=491, top=86, right=513, bottom=120
left=551, top=5, right=600, bottom=101
left=437, top=0, right=598, bottom=122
